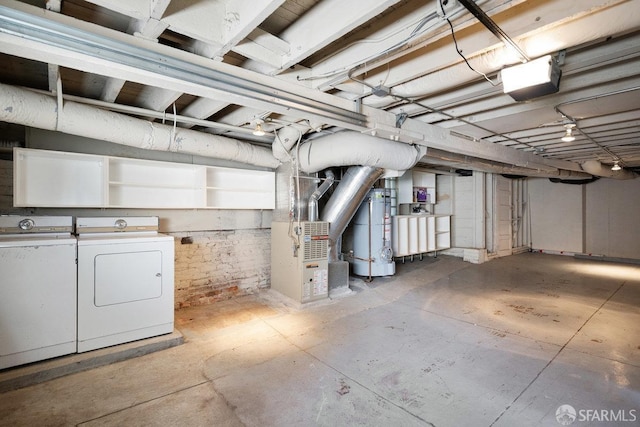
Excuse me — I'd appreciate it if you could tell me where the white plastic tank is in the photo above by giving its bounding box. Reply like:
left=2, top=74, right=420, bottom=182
left=351, top=188, right=396, bottom=277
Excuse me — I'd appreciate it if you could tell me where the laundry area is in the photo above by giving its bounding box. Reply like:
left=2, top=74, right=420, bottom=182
left=1, top=0, right=640, bottom=426
left=1, top=253, right=639, bottom=426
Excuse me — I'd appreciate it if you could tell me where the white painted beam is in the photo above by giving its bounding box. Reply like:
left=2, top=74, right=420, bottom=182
left=316, top=0, right=631, bottom=95
left=439, top=74, right=640, bottom=133
left=84, top=0, right=151, bottom=20
left=276, top=0, right=402, bottom=72
left=45, top=0, right=60, bottom=94
left=0, top=0, right=586, bottom=174
left=162, top=0, right=285, bottom=56
left=232, top=28, right=289, bottom=69
left=178, top=98, right=229, bottom=128
left=100, top=0, right=170, bottom=102
left=0, top=0, right=362, bottom=126
left=100, top=77, right=126, bottom=102
left=136, top=86, right=183, bottom=111
left=47, top=63, right=60, bottom=94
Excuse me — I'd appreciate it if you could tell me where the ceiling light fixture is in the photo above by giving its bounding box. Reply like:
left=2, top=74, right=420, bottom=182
left=252, top=120, right=265, bottom=136
left=561, top=124, right=576, bottom=142
left=501, top=54, right=562, bottom=101
left=611, top=161, right=621, bottom=171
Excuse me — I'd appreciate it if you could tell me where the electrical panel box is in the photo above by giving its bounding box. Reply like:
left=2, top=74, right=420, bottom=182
left=271, top=221, right=329, bottom=303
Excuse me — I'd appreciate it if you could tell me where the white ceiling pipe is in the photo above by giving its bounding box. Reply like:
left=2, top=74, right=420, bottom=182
left=0, top=83, right=280, bottom=169
left=272, top=125, right=304, bottom=162
left=581, top=160, right=637, bottom=180
left=296, top=131, right=426, bottom=173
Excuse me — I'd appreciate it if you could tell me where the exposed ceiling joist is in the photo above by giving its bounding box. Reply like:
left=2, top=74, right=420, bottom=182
left=0, top=0, right=638, bottom=174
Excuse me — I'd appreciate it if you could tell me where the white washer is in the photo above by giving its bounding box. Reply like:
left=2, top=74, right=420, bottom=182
left=76, top=217, right=174, bottom=353
left=0, top=216, right=77, bottom=370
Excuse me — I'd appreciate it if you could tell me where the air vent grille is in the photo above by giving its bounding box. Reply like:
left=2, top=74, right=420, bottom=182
left=302, top=221, right=329, bottom=261
left=304, top=239, right=327, bottom=260
left=303, top=221, right=329, bottom=237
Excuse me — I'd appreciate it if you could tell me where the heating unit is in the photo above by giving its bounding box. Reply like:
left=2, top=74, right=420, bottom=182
left=271, top=221, right=329, bottom=303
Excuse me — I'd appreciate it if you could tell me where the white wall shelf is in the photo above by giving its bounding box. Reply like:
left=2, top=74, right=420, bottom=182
left=14, top=148, right=275, bottom=210
left=13, top=148, right=106, bottom=207
left=398, top=170, right=437, bottom=205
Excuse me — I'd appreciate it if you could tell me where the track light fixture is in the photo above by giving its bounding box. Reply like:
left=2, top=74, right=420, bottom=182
left=561, top=123, right=575, bottom=142
left=611, top=161, right=621, bottom=171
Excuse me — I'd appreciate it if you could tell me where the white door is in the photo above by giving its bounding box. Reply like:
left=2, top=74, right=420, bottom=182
left=494, top=175, right=513, bottom=257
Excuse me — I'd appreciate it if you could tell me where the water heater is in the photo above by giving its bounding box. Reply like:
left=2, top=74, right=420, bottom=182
left=351, top=188, right=395, bottom=277
left=271, top=221, right=330, bottom=303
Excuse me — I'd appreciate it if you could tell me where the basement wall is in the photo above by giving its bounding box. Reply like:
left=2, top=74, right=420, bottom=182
left=445, top=173, right=485, bottom=249
left=529, top=177, right=640, bottom=260
left=0, top=128, right=273, bottom=308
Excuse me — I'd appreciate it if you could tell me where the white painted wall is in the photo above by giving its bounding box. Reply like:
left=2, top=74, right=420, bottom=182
left=529, top=177, right=640, bottom=260
left=529, top=178, right=583, bottom=253
left=451, top=173, right=485, bottom=249
left=585, top=178, right=640, bottom=259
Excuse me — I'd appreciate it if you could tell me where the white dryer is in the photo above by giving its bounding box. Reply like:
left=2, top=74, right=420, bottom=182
left=76, top=217, right=174, bottom=353
left=0, top=215, right=77, bottom=370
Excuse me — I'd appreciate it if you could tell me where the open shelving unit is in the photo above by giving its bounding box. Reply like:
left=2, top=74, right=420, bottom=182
left=392, top=214, right=451, bottom=258
left=108, top=157, right=207, bottom=208
left=14, top=148, right=275, bottom=209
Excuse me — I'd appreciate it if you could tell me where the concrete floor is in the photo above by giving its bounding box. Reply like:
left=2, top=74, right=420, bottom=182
left=1, top=252, right=639, bottom=426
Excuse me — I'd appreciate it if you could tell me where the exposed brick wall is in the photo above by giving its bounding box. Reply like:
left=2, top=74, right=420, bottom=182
left=170, top=229, right=271, bottom=309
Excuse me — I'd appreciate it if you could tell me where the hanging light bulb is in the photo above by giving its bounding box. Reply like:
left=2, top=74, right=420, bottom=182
left=252, top=120, right=265, bottom=136
left=611, top=161, right=621, bottom=171
left=561, top=124, right=575, bottom=142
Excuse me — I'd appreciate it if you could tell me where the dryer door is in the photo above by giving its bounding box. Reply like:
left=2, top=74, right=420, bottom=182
left=94, top=250, right=163, bottom=306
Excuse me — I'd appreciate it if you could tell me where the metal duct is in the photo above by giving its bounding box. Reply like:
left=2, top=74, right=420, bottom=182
left=297, top=131, right=425, bottom=173
left=581, top=160, right=637, bottom=180
left=308, top=170, right=335, bottom=222
left=0, top=83, right=280, bottom=169
left=321, top=166, right=385, bottom=261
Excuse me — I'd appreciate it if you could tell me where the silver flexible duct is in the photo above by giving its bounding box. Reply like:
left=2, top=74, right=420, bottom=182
left=321, top=166, right=385, bottom=261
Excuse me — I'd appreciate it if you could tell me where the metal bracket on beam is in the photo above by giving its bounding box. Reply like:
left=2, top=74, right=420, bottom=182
left=395, top=112, right=408, bottom=128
